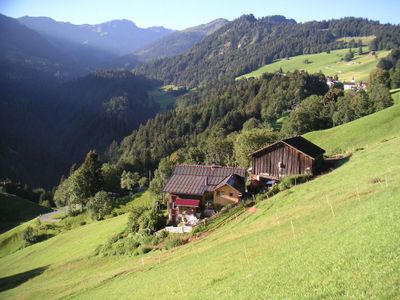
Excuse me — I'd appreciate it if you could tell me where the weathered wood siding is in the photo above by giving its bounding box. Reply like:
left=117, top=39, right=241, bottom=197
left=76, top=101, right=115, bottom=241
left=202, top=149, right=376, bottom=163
left=213, top=185, right=241, bottom=207
left=252, top=142, right=314, bottom=178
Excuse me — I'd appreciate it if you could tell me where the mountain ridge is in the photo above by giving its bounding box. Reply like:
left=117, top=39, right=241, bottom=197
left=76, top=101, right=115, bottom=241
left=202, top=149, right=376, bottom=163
left=18, top=16, right=174, bottom=56
left=133, top=18, right=230, bottom=61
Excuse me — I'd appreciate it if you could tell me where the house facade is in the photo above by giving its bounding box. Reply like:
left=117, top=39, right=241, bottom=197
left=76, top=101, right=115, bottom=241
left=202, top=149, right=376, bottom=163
left=250, top=136, right=325, bottom=181
left=163, top=165, right=246, bottom=224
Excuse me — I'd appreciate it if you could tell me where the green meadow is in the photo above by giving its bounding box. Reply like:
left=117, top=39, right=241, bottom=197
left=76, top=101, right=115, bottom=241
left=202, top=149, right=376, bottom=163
left=148, top=87, right=178, bottom=111
left=238, top=47, right=390, bottom=82
left=1, top=102, right=400, bottom=299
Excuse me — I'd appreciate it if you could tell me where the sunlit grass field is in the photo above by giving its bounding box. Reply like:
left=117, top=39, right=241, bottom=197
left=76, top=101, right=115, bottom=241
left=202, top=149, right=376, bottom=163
left=238, top=47, right=390, bottom=82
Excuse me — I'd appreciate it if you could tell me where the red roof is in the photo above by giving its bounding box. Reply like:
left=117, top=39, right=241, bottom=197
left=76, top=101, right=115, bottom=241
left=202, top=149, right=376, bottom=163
left=175, top=198, right=200, bottom=207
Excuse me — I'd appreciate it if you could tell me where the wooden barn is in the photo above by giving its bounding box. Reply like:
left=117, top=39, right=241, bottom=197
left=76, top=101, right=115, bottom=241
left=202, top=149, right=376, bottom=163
left=250, top=136, right=325, bottom=180
left=163, top=165, right=246, bottom=224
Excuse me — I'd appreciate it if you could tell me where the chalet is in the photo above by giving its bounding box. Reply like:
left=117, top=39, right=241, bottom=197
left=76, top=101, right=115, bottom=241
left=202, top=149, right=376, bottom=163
left=163, top=165, right=246, bottom=224
left=250, top=136, right=325, bottom=181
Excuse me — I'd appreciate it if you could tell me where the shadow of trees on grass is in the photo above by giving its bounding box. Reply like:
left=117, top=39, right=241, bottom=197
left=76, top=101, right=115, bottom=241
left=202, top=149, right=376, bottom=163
left=0, top=265, right=49, bottom=292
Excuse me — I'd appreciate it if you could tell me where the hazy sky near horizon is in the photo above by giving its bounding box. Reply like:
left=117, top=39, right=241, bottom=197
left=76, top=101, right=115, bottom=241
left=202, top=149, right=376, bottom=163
left=1, top=0, right=399, bottom=29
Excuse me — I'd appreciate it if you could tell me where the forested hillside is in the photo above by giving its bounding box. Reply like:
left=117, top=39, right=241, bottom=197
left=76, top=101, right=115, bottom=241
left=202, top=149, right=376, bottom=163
left=134, top=18, right=229, bottom=61
left=134, top=16, right=400, bottom=87
left=0, top=71, right=161, bottom=188
left=117, top=71, right=328, bottom=172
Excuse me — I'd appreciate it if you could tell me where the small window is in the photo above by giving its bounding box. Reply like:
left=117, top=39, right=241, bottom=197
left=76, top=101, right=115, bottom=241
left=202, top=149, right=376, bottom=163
left=218, top=191, right=224, bottom=196
left=229, top=193, right=233, bottom=197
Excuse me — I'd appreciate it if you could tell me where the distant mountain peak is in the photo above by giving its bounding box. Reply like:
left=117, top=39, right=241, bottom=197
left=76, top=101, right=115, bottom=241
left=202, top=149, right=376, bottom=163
left=17, top=16, right=174, bottom=55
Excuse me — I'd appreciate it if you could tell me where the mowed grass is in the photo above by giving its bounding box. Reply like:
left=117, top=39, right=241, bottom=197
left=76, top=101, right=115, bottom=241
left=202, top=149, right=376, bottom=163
left=1, top=103, right=400, bottom=298
left=0, top=192, right=51, bottom=233
left=238, top=47, right=390, bottom=82
left=304, top=101, right=400, bottom=155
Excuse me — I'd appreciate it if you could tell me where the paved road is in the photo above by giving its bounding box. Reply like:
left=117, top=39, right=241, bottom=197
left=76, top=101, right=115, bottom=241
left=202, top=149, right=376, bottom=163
left=39, top=207, right=67, bottom=223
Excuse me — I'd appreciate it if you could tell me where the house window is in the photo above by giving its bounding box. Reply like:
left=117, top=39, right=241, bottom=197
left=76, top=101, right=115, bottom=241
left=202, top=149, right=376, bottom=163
left=218, top=191, right=224, bottom=196
left=229, top=193, right=233, bottom=197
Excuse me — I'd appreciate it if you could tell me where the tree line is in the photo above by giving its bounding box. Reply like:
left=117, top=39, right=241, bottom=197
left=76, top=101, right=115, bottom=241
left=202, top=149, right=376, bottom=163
left=134, top=16, right=400, bottom=88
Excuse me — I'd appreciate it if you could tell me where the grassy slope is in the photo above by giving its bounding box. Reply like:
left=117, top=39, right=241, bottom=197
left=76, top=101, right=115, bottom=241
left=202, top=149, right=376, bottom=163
left=239, top=47, right=390, bottom=82
left=148, top=88, right=177, bottom=111
left=336, top=35, right=376, bottom=44
left=0, top=220, right=36, bottom=259
left=1, top=107, right=400, bottom=299
left=304, top=102, right=400, bottom=155
left=0, top=192, right=51, bottom=233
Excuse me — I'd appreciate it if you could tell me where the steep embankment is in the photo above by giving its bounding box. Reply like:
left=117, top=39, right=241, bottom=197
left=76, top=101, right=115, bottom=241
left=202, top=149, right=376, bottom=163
left=1, top=104, right=399, bottom=299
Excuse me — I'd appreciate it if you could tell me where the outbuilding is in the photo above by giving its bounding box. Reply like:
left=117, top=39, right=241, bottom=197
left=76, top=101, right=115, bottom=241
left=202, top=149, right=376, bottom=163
left=250, top=136, right=325, bottom=180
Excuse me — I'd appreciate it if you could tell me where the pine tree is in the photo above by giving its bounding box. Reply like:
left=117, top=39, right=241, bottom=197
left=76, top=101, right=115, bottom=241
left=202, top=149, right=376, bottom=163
left=76, top=150, right=104, bottom=199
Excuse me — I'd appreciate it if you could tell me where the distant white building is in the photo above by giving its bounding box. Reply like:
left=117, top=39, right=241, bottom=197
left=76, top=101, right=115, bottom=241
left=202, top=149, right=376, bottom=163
left=327, top=76, right=367, bottom=91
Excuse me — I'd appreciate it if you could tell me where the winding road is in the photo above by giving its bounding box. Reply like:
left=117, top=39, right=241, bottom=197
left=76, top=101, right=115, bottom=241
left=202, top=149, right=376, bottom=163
left=39, top=207, right=67, bottom=223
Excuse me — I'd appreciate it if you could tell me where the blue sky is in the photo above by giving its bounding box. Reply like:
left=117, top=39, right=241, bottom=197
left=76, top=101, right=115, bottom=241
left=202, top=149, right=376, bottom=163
left=0, top=0, right=399, bottom=29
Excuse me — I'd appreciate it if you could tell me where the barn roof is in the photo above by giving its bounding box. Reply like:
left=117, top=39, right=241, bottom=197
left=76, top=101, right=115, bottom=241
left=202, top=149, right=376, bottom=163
left=163, top=164, right=246, bottom=196
left=251, top=136, right=325, bottom=159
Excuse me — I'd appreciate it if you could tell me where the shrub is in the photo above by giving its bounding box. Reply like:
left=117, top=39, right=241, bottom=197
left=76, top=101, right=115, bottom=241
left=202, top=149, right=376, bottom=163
left=192, top=223, right=207, bottom=236
left=23, top=226, right=38, bottom=245
left=220, top=203, right=235, bottom=213
left=126, top=204, right=159, bottom=235
left=164, top=235, right=185, bottom=250
left=87, top=191, right=115, bottom=220
left=278, top=175, right=311, bottom=191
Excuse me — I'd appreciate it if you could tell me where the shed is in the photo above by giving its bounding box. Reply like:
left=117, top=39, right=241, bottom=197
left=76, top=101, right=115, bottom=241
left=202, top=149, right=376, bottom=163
left=250, top=136, right=325, bottom=179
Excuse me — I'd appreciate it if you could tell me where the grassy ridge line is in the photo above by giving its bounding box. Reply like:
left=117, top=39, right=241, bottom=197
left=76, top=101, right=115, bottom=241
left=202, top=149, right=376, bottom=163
left=304, top=103, right=400, bottom=155
left=238, top=47, right=390, bottom=82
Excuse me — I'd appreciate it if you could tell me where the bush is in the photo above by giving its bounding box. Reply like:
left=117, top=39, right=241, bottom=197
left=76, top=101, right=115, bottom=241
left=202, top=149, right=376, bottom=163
left=191, top=223, right=207, bottom=236
left=164, top=235, right=185, bottom=250
left=220, top=203, right=235, bottom=213
left=127, top=204, right=159, bottom=235
left=40, top=199, right=51, bottom=208
left=265, top=175, right=311, bottom=198
left=156, top=230, right=169, bottom=240
left=278, top=174, right=311, bottom=191
left=87, top=191, right=115, bottom=220
left=23, top=226, right=38, bottom=245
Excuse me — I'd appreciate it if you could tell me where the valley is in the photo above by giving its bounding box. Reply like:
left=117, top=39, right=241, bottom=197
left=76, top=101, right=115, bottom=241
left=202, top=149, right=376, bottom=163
left=0, top=5, right=400, bottom=299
